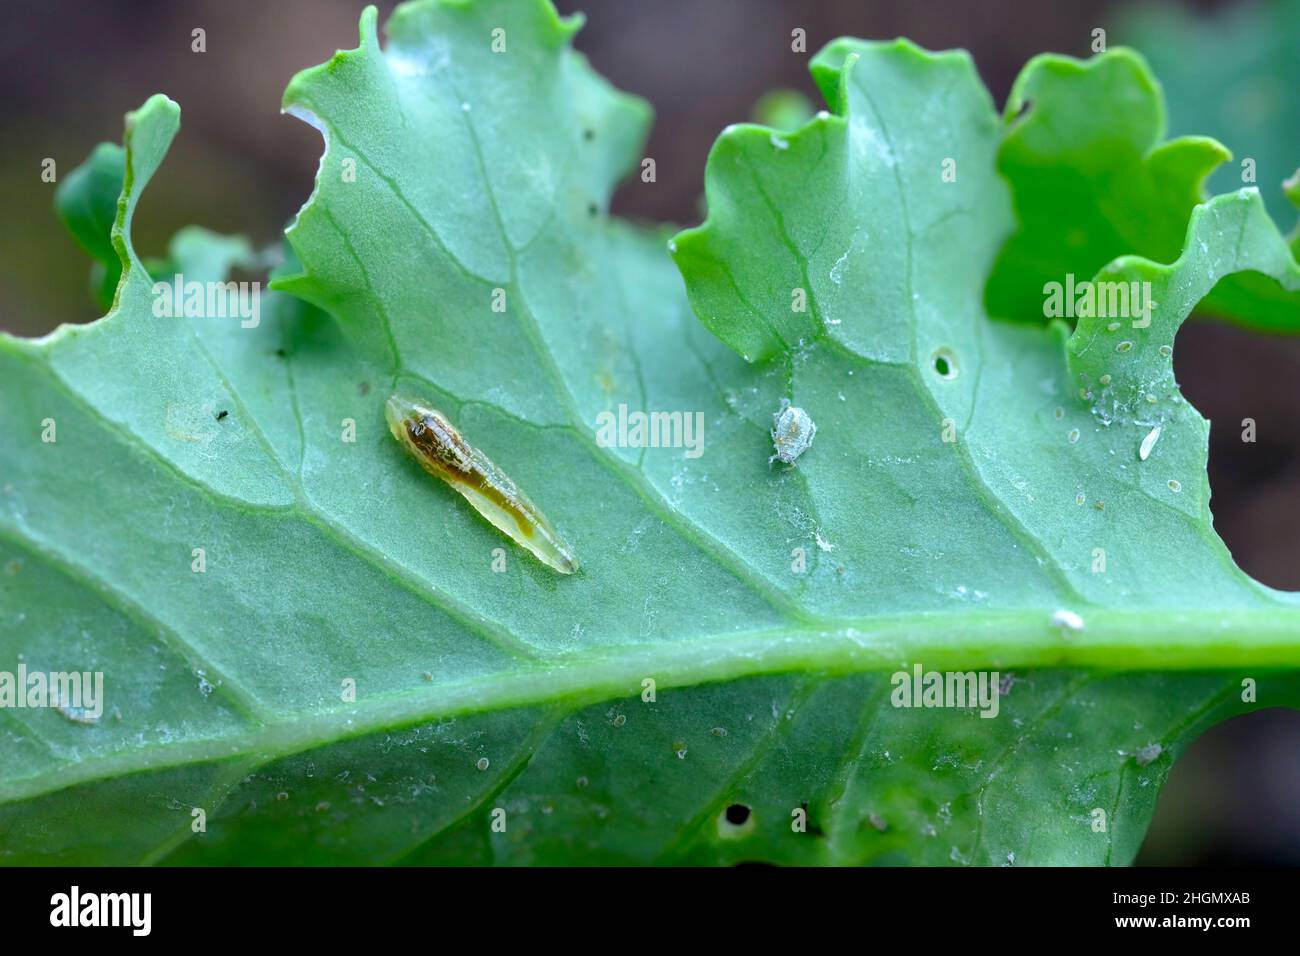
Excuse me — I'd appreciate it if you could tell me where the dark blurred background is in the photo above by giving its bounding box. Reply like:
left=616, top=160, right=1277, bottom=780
left=1, top=0, right=1297, bottom=864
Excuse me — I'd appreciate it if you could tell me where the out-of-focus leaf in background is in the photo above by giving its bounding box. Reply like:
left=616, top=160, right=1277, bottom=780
left=984, top=45, right=1300, bottom=331
left=1117, top=0, right=1300, bottom=229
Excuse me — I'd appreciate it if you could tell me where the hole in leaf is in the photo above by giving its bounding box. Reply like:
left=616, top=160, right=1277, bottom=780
left=717, top=803, right=756, bottom=840
left=725, top=803, right=751, bottom=826
left=932, top=348, right=958, bottom=380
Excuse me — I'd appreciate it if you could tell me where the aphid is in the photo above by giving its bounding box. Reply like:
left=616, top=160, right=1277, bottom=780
left=1134, top=742, right=1163, bottom=767
left=770, top=399, right=816, bottom=465
left=384, top=395, right=578, bottom=574
left=1051, top=608, right=1085, bottom=635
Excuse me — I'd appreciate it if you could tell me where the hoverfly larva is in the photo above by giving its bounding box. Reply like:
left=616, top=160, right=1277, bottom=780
left=384, top=395, right=579, bottom=575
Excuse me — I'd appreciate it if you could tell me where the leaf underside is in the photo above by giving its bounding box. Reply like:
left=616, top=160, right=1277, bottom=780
left=1, top=0, right=1298, bottom=865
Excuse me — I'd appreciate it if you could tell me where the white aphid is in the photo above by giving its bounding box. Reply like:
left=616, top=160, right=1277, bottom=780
left=770, top=400, right=816, bottom=465
left=1051, top=609, right=1085, bottom=635
left=1134, top=743, right=1163, bottom=766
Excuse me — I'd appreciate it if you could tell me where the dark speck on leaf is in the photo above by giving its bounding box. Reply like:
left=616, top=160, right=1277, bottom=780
left=587, top=202, right=598, bottom=217
left=275, top=348, right=286, bottom=358
left=583, top=128, right=594, bottom=141
left=359, top=381, right=371, bottom=396
left=216, top=410, right=228, bottom=421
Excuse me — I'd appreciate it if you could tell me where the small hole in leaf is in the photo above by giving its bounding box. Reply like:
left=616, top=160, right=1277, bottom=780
left=932, top=348, right=958, bottom=380
left=716, top=803, right=755, bottom=840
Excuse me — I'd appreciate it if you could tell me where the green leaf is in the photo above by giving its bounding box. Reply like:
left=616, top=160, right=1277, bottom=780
left=670, top=35, right=1300, bottom=856
left=2, top=1, right=1298, bottom=866
left=750, top=89, right=817, bottom=132
left=983, top=47, right=1300, bottom=331
left=53, top=143, right=126, bottom=312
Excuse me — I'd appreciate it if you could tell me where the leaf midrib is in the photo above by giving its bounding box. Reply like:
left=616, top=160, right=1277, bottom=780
left=5, top=605, right=1300, bottom=805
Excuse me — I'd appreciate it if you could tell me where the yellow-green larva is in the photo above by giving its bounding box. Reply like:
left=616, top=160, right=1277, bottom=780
left=385, top=395, right=579, bottom=574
